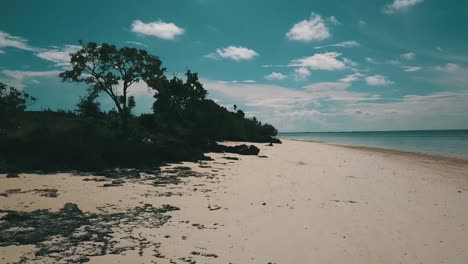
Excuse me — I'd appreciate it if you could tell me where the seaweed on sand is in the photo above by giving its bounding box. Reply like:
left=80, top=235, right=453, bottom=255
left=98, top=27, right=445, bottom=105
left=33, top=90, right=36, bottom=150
left=0, top=203, right=179, bottom=263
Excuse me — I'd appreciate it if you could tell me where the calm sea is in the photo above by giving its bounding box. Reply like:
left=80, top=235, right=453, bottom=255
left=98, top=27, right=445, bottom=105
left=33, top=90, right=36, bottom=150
left=278, top=130, right=468, bottom=159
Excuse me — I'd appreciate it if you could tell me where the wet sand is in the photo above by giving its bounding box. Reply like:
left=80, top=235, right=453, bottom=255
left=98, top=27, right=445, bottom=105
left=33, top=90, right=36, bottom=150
left=1, top=139, right=468, bottom=263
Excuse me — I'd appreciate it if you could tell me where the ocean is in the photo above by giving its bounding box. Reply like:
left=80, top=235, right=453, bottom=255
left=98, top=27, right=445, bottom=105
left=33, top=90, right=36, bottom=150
left=278, top=130, right=468, bottom=159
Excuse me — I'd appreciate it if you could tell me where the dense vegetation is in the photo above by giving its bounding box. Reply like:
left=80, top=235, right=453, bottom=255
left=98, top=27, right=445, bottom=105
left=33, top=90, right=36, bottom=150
left=0, top=42, right=279, bottom=172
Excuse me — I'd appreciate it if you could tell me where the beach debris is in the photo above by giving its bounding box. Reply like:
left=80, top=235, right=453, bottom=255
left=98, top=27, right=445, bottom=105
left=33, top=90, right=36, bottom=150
left=0, top=203, right=179, bottom=263
left=262, top=202, right=267, bottom=206
left=102, top=179, right=125, bottom=187
left=0, top=188, right=21, bottom=197
left=0, top=188, right=59, bottom=198
left=297, top=161, right=307, bottom=165
left=36, top=188, right=59, bottom=197
left=208, top=205, right=222, bottom=211
left=190, top=251, right=218, bottom=258
left=94, top=168, right=142, bottom=179
left=259, top=155, right=268, bottom=158
left=223, top=156, right=239, bottom=160
left=152, top=167, right=208, bottom=186
left=192, top=223, right=206, bottom=229
left=82, top=177, right=108, bottom=182
left=329, top=199, right=357, bottom=204
left=178, top=256, right=197, bottom=263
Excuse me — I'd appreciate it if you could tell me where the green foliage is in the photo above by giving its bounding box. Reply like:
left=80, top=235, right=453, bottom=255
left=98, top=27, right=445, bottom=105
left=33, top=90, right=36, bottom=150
left=76, top=92, right=102, bottom=118
left=59, top=41, right=166, bottom=131
left=0, top=43, right=279, bottom=172
left=152, top=70, right=207, bottom=117
left=0, top=82, right=37, bottom=134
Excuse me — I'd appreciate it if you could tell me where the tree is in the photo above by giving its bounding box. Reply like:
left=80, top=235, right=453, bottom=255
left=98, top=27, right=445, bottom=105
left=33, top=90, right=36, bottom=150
left=76, top=92, right=101, bottom=118
left=151, top=70, right=207, bottom=117
left=59, top=41, right=167, bottom=132
left=0, top=82, right=37, bottom=133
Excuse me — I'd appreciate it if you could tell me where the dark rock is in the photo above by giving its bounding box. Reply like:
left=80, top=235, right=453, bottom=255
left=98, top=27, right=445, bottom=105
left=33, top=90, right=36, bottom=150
left=209, top=142, right=260, bottom=156
left=223, top=157, right=239, bottom=161
left=220, top=144, right=260, bottom=155
left=270, top=138, right=282, bottom=144
left=6, top=173, right=19, bottom=178
left=102, top=179, right=124, bottom=187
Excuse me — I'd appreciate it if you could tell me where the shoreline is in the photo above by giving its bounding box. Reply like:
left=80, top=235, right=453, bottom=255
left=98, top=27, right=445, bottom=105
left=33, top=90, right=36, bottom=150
left=281, top=137, right=468, bottom=166
left=2, top=139, right=468, bottom=263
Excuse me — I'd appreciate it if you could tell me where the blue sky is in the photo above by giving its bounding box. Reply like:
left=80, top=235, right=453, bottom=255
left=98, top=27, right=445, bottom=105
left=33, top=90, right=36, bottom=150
left=1, top=0, right=468, bottom=132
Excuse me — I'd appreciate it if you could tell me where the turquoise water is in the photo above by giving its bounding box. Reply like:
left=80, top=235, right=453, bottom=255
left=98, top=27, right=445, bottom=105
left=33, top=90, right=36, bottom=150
left=279, top=130, right=468, bottom=159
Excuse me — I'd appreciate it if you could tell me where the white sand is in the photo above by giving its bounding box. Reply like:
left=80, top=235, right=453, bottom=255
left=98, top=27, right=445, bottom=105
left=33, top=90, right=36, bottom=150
left=1, top=139, right=468, bottom=263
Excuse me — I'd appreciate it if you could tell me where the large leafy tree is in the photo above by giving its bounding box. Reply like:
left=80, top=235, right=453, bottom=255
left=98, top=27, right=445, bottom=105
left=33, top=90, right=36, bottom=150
left=151, top=70, right=207, bottom=116
left=59, top=42, right=167, bottom=131
left=0, top=82, right=37, bottom=133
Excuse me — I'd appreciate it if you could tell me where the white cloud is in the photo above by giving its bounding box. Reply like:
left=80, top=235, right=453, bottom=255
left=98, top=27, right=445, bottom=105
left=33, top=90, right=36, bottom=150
left=346, top=91, right=468, bottom=130
left=365, top=57, right=376, bottom=64
left=286, top=13, right=331, bottom=42
left=358, top=20, right=367, bottom=28
left=365, top=75, right=394, bottom=86
left=400, top=52, right=415, bottom=60
left=203, top=53, right=219, bottom=60
left=294, top=67, right=311, bottom=81
left=340, top=72, right=364, bottom=83
left=124, top=41, right=147, bottom=47
left=386, top=59, right=401, bottom=65
left=343, top=57, right=358, bottom=67
left=131, top=20, right=184, bottom=40
left=435, top=63, right=461, bottom=72
left=327, top=16, right=341, bottom=26
left=202, top=76, right=468, bottom=131
left=206, top=46, right=259, bottom=61
left=314, top=40, right=360, bottom=49
left=402, top=66, right=422, bottom=72
left=289, top=52, right=347, bottom=71
left=0, top=31, right=35, bottom=52
left=305, top=82, right=350, bottom=92
left=2, top=70, right=61, bottom=89
left=202, top=79, right=418, bottom=131
left=432, top=63, right=468, bottom=88
left=265, top=72, right=288, bottom=80
left=217, top=80, right=257, bottom=84
left=35, top=45, right=81, bottom=67
left=384, top=0, right=424, bottom=14
left=2, top=70, right=61, bottom=80
left=203, top=80, right=308, bottom=110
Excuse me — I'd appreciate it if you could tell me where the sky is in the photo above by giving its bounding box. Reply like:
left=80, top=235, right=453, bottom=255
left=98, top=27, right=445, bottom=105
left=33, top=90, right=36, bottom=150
left=1, top=0, right=468, bottom=132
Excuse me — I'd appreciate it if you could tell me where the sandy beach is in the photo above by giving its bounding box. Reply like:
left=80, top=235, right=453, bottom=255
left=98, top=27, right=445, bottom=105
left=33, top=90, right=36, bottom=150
left=1, top=139, right=468, bottom=263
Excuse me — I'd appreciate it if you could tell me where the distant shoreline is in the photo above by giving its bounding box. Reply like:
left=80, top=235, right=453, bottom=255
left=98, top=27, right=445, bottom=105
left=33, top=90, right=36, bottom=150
left=281, top=137, right=468, bottom=165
